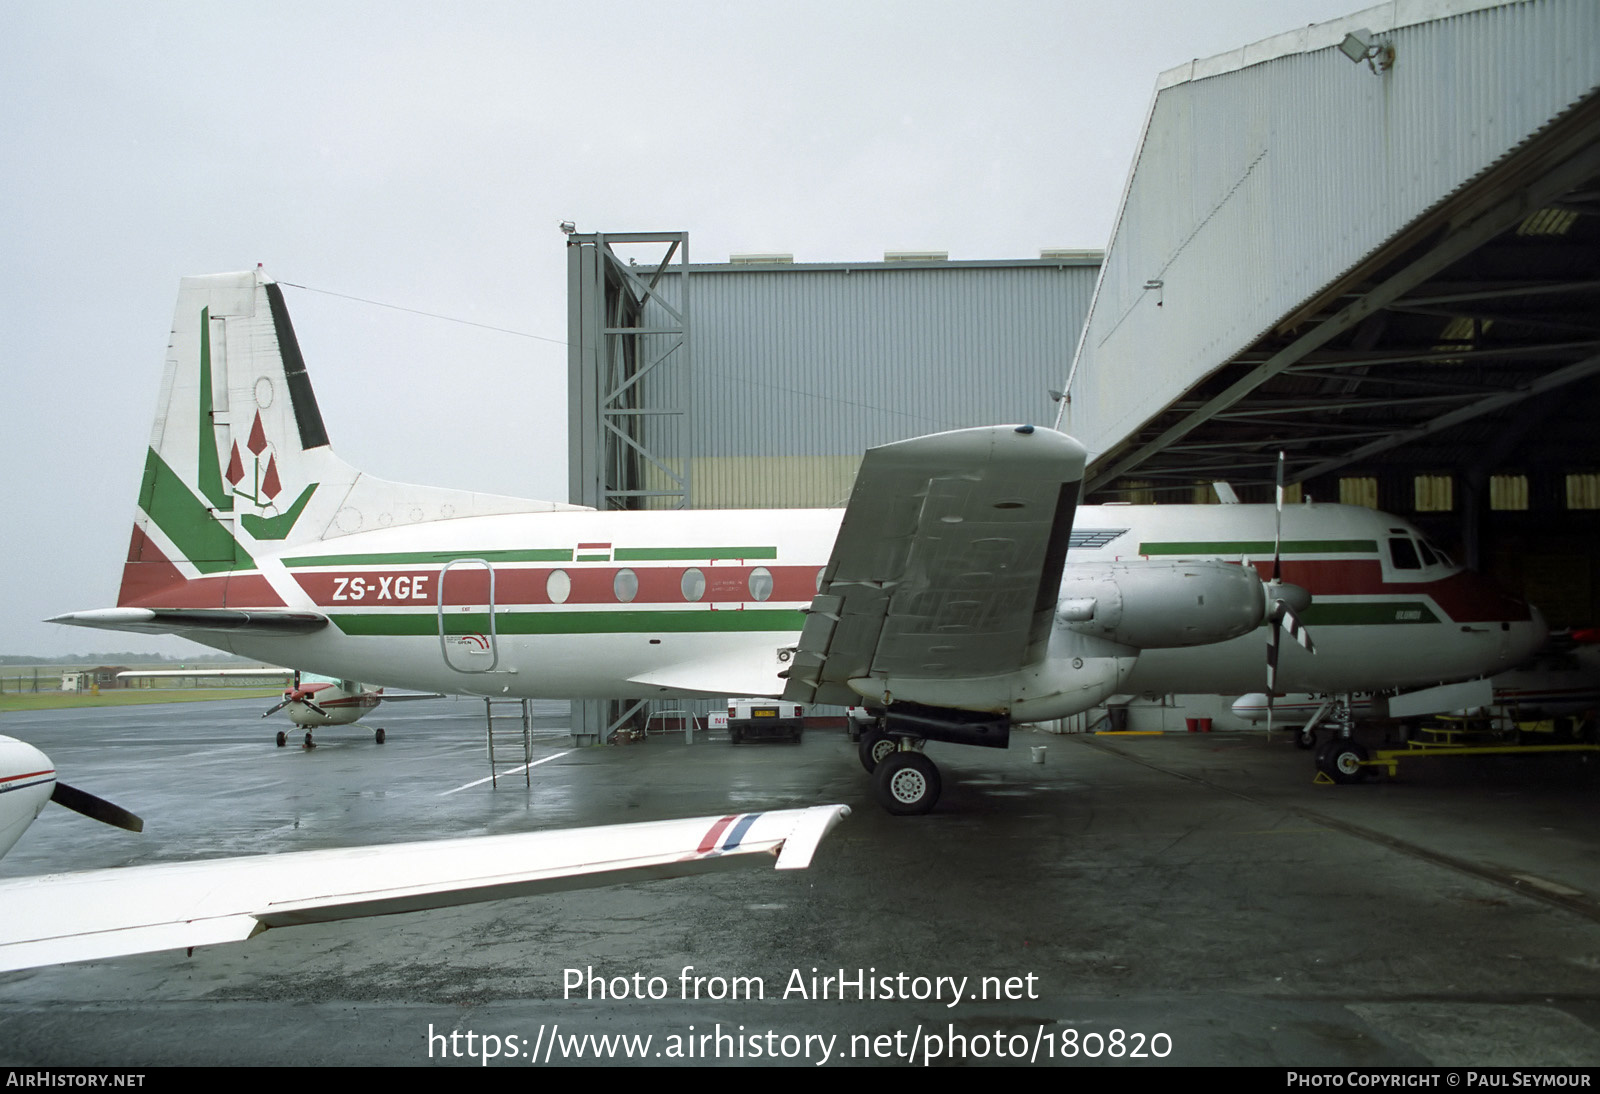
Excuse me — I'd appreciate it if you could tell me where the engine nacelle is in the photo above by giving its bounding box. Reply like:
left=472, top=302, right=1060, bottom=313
left=1058, top=560, right=1265, bottom=650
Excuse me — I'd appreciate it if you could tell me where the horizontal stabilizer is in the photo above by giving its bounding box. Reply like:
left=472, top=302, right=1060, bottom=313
left=48, top=608, right=327, bottom=636
left=0, top=804, right=849, bottom=972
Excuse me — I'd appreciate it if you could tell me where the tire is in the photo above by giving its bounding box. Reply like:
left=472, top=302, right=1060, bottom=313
left=275, top=730, right=286, bottom=748
left=858, top=731, right=896, bottom=773
left=1317, top=739, right=1368, bottom=784
left=1294, top=726, right=1316, bottom=750
left=730, top=727, right=743, bottom=744
left=304, top=731, right=315, bottom=749
left=873, top=752, right=941, bottom=815
left=375, top=727, right=386, bottom=744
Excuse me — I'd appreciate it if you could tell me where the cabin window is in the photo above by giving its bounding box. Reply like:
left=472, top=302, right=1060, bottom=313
left=680, top=568, right=705, bottom=602
left=613, top=568, right=638, bottom=603
left=546, top=569, right=571, bottom=605
left=748, top=567, right=773, bottom=602
left=1388, top=537, right=1421, bottom=570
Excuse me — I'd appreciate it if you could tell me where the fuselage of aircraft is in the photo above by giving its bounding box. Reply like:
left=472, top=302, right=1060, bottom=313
left=50, top=269, right=1545, bottom=813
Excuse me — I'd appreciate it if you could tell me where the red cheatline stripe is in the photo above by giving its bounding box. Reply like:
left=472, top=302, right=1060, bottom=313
left=577, top=543, right=611, bottom=549
left=1, top=769, right=55, bottom=785
left=696, top=815, right=738, bottom=854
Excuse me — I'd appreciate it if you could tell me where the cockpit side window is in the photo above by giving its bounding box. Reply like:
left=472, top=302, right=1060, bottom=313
left=1415, top=539, right=1439, bottom=567
left=1388, top=537, right=1421, bottom=570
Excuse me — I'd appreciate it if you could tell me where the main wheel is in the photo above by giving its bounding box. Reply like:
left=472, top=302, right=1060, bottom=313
left=375, top=727, right=386, bottom=744
left=873, top=752, right=941, bottom=815
left=1317, top=738, right=1368, bottom=784
left=275, top=730, right=286, bottom=748
left=858, top=730, right=896, bottom=773
left=304, top=731, right=315, bottom=749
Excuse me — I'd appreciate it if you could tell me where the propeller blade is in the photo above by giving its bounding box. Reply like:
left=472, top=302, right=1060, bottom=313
left=261, top=699, right=291, bottom=718
left=51, top=782, right=144, bottom=833
left=1267, top=608, right=1281, bottom=695
left=1272, top=451, right=1285, bottom=586
left=302, top=699, right=329, bottom=717
left=1275, top=600, right=1315, bottom=654
left=1267, top=620, right=1279, bottom=735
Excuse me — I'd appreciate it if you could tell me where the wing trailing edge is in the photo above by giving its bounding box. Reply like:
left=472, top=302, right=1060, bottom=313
left=0, top=804, right=849, bottom=972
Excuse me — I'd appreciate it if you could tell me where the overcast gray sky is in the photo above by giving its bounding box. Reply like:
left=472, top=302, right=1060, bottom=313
left=1, top=0, right=1368, bottom=657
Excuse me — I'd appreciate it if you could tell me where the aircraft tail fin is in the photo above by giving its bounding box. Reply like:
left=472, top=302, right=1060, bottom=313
left=115, top=268, right=584, bottom=610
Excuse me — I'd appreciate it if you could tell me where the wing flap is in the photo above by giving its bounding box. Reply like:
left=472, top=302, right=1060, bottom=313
left=784, top=426, right=1085, bottom=705
left=0, top=805, right=848, bottom=972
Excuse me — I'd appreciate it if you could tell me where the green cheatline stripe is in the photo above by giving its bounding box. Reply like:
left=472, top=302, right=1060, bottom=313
left=1140, top=539, right=1377, bottom=556
left=614, top=546, right=778, bottom=561
left=138, top=448, right=256, bottom=576
left=1301, top=602, right=1439, bottom=625
left=330, top=609, right=807, bottom=636
left=284, top=548, right=576, bottom=567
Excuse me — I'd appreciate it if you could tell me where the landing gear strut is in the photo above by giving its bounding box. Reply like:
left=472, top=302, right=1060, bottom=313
left=1314, top=696, right=1368, bottom=783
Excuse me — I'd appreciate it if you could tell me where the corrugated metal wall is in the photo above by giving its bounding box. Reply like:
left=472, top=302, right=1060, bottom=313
left=632, top=259, right=1098, bottom=508
left=1063, top=0, right=1600, bottom=459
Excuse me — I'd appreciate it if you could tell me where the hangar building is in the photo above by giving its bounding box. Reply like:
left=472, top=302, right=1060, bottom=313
left=565, top=0, right=1599, bottom=740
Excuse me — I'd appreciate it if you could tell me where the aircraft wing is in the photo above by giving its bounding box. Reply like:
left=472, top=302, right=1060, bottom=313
left=0, top=804, right=848, bottom=972
left=783, top=426, right=1085, bottom=707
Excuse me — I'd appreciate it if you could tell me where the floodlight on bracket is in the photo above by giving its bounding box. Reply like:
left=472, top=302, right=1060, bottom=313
left=1337, top=28, right=1395, bottom=73
left=559, top=220, right=577, bottom=235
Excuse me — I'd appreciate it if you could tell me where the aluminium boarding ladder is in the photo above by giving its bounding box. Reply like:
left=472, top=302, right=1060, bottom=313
left=484, top=698, right=533, bottom=787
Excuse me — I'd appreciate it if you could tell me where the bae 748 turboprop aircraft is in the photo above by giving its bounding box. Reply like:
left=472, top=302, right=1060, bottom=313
left=0, top=734, right=847, bottom=971
left=52, top=269, right=1545, bottom=813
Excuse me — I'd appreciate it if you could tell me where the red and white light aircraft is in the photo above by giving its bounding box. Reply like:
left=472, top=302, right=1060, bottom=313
left=116, top=667, right=444, bottom=746
left=261, top=671, right=444, bottom=747
left=51, top=269, right=1545, bottom=813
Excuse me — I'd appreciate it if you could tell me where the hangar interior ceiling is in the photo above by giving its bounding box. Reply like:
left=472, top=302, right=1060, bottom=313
left=1087, top=89, right=1600, bottom=627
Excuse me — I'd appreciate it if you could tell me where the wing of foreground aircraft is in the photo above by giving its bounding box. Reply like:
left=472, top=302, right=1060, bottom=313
left=0, top=801, right=849, bottom=973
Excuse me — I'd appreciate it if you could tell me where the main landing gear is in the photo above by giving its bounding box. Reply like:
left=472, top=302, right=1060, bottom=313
left=877, top=752, right=941, bottom=815
left=857, top=704, right=1010, bottom=815
left=859, top=729, right=940, bottom=815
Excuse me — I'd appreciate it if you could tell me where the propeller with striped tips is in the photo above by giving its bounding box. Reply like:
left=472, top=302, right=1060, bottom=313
left=1264, top=452, right=1316, bottom=732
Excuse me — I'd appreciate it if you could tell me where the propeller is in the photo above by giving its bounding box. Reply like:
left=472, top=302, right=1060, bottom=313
left=263, top=689, right=327, bottom=719
left=1264, top=451, right=1315, bottom=733
left=50, top=781, right=144, bottom=833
